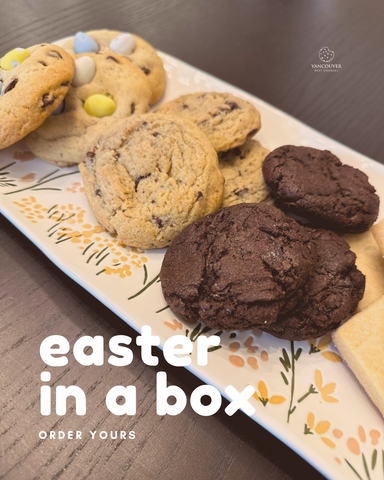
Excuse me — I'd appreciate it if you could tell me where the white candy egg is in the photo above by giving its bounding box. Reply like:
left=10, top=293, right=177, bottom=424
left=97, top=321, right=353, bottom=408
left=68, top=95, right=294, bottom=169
left=72, top=56, right=96, bottom=88
left=109, top=34, right=136, bottom=55
left=52, top=100, right=65, bottom=116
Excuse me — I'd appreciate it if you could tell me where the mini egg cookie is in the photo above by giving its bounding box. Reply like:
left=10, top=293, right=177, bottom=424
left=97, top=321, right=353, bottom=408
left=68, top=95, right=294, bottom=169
left=79, top=114, right=224, bottom=249
left=63, top=30, right=165, bottom=104
left=0, top=44, right=74, bottom=149
left=155, top=92, right=261, bottom=152
left=24, top=52, right=152, bottom=167
left=218, top=140, right=270, bottom=207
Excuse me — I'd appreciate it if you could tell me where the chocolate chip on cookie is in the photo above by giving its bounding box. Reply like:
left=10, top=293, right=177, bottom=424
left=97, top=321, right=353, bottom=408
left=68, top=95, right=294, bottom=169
left=156, top=92, right=261, bottom=152
left=0, top=44, right=74, bottom=149
left=79, top=113, right=224, bottom=249
left=260, top=228, right=365, bottom=340
left=160, top=203, right=316, bottom=330
left=262, top=145, right=380, bottom=233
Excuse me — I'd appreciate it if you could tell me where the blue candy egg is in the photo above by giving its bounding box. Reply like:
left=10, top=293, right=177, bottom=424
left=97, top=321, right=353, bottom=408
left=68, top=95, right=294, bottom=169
left=74, top=32, right=99, bottom=54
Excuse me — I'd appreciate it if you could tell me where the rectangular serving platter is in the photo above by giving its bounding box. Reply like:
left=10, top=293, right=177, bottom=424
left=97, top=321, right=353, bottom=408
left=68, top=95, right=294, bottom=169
left=1, top=37, right=383, bottom=480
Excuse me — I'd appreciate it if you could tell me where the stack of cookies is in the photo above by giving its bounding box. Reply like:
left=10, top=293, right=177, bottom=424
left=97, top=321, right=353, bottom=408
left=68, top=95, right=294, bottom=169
left=1, top=30, right=271, bottom=250
left=161, top=145, right=381, bottom=341
left=156, top=92, right=271, bottom=208
left=24, top=30, right=167, bottom=166
left=0, top=29, right=166, bottom=163
left=78, top=91, right=268, bottom=248
left=1, top=29, right=382, bottom=345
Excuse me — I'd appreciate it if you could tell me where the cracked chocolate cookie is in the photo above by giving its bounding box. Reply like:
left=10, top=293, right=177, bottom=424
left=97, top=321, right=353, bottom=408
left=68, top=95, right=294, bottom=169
left=0, top=44, right=74, bottom=149
left=219, top=139, right=270, bottom=207
left=155, top=92, right=261, bottom=152
left=260, top=228, right=365, bottom=340
left=79, top=113, right=224, bottom=249
left=24, top=52, right=151, bottom=167
left=63, top=29, right=165, bottom=104
left=160, top=203, right=316, bottom=330
left=262, top=145, right=380, bottom=233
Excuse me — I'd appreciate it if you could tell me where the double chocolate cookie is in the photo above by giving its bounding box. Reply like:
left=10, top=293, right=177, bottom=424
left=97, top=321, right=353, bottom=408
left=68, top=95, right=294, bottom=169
left=262, top=145, right=379, bottom=233
left=260, top=228, right=365, bottom=340
left=160, top=203, right=315, bottom=330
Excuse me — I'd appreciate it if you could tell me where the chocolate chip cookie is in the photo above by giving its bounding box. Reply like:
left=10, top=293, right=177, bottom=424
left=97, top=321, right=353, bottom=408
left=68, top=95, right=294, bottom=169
left=160, top=203, right=316, bottom=330
left=63, top=29, right=165, bottom=104
left=156, top=92, right=261, bottom=152
left=219, top=139, right=270, bottom=207
left=79, top=114, right=224, bottom=249
left=262, top=145, right=380, bottom=233
left=24, top=52, right=152, bottom=167
left=0, top=44, right=74, bottom=149
left=260, top=228, right=365, bottom=340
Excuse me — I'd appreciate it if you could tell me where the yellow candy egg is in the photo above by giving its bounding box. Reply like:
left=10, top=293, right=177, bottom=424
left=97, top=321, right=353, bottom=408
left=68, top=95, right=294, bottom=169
left=84, top=94, right=116, bottom=118
left=0, top=48, right=30, bottom=70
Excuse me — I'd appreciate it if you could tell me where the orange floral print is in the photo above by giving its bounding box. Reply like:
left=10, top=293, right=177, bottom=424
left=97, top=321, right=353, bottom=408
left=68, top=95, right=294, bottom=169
left=305, top=412, right=336, bottom=448
left=253, top=381, right=286, bottom=406
left=309, top=335, right=343, bottom=362
left=314, top=369, right=338, bottom=403
left=165, top=319, right=183, bottom=331
left=15, top=196, right=148, bottom=277
left=370, top=429, right=381, bottom=445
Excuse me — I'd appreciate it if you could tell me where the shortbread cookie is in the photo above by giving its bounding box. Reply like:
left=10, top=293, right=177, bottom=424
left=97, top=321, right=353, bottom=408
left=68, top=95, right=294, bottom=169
left=160, top=203, right=316, bottom=330
left=24, top=52, right=151, bottom=167
left=79, top=114, right=224, bottom=249
left=156, top=92, right=261, bottom=152
left=263, top=146, right=380, bottom=233
left=344, top=229, right=384, bottom=311
left=260, top=228, right=365, bottom=340
left=332, top=296, right=384, bottom=418
left=372, top=219, right=384, bottom=256
left=63, top=30, right=165, bottom=104
left=0, top=44, right=74, bottom=149
left=218, top=140, right=270, bottom=207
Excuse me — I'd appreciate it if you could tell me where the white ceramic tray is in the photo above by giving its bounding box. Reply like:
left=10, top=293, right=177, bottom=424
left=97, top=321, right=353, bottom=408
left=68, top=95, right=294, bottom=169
left=1, top=37, right=383, bottom=480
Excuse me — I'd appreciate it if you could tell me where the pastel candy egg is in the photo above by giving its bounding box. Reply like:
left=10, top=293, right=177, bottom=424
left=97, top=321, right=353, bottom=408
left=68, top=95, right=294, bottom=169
left=74, top=32, right=99, bottom=54
left=109, top=34, right=136, bottom=55
left=84, top=94, right=116, bottom=117
left=1, top=48, right=30, bottom=70
left=72, top=56, right=96, bottom=87
left=52, top=100, right=65, bottom=116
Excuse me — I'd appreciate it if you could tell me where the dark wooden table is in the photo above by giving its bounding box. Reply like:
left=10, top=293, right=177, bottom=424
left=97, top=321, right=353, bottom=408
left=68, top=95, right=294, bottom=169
left=1, top=1, right=383, bottom=479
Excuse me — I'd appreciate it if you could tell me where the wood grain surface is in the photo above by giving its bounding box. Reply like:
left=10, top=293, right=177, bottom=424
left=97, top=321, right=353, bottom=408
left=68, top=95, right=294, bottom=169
left=1, top=1, right=384, bottom=479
